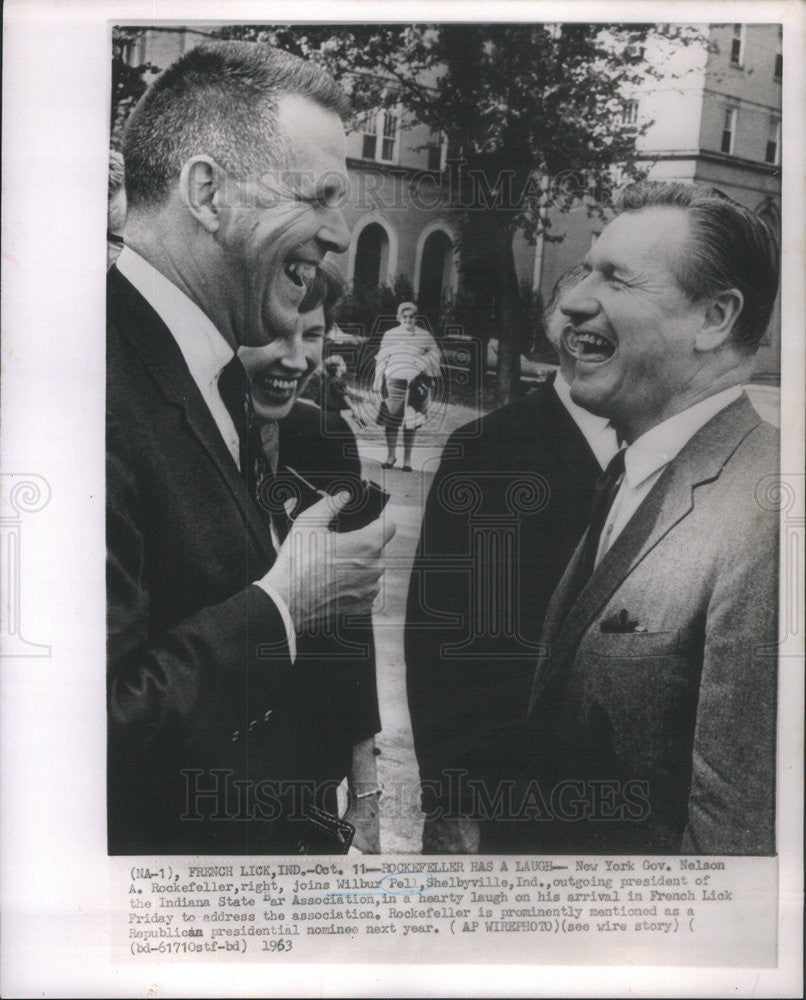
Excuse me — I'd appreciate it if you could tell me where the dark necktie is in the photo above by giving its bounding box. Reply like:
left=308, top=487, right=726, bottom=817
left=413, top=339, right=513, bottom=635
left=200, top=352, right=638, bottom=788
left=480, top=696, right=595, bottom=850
left=217, top=354, right=252, bottom=479
left=582, top=447, right=627, bottom=577
left=569, top=448, right=626, bottom=602
left=250, top=420, right=292, bottom=544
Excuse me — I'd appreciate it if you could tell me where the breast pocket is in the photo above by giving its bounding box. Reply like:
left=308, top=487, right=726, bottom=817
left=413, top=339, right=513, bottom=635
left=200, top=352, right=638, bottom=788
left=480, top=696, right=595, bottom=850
left=575, top=628, right=697, bottom=769
left=584, top=629, right=682, bottom=658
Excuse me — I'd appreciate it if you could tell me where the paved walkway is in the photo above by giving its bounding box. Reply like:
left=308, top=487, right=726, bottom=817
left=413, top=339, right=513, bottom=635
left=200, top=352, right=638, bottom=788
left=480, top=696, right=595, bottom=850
left=349, top=401, right=483, bottom=853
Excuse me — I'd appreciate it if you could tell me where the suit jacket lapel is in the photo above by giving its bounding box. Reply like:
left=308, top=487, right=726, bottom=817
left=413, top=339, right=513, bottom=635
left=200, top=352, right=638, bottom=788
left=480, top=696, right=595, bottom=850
left=108, top=267, right=275, bottom=561
left=530, top=395, right=763, bottom=710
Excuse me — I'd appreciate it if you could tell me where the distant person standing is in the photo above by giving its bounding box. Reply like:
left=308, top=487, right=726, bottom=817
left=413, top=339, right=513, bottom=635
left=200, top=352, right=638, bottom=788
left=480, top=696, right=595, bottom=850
left=107, top=149, right=126, bottom=268
left=373, top=301, right=441, bottom=471
left=322, top=354, right=367, bottom=431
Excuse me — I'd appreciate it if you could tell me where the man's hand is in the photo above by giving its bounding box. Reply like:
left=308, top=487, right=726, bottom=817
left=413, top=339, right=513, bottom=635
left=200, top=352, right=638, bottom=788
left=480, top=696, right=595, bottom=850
left=345, top=737, right=382, bottom=853
left=263, top=492, right=395, bottom=633
left=422, top=816, right=481, bottom=854
left=343, top=792, right=381, bottom=854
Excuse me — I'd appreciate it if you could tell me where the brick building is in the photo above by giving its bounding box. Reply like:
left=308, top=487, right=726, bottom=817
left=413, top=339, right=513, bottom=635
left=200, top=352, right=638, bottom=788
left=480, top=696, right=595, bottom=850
left=118, top=22, right=781, bottom=379
left=533, top=23, right=782, bottom=380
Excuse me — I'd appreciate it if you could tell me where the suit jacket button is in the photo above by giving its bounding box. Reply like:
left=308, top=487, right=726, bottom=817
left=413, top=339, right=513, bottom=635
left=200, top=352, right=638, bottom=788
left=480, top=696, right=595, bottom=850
left=264, top=710, right=273, bottom=722
left=248, top=719, right=258, bottom=731
left=231, top=730, right=240, bottom=742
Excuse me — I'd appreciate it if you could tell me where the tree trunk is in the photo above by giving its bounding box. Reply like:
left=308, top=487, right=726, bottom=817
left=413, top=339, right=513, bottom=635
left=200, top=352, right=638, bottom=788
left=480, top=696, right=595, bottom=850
left=495, top=337, right=522, bottom=406
left=493, top=223, right=523, bottom=407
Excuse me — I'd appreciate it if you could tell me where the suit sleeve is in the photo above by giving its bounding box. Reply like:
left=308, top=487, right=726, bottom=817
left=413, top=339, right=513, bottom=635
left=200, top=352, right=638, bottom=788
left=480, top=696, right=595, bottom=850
left=107, top=411, right=293, bottom=753
left=682, top=499, right=778, bottom=855
left=280, top=405, right=380, bottom=747
left=325, top=412, right=380, bottom=745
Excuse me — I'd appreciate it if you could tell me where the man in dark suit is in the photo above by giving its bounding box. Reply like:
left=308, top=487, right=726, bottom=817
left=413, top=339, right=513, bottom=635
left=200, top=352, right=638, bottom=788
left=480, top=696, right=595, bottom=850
left=107, top=41, right=393, bottom=855
left=405, top=268, right=618, bottom=853
left=527, top=182, right=780, bottom=854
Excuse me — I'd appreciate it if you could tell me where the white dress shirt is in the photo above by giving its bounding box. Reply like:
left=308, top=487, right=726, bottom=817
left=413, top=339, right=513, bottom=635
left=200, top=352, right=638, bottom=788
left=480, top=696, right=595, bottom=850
left=115, top=247, right=296, bottom=657
left=553, top=372, right=620, bottom=471
left=595, top=385, right=744, bottom=566
left=117, top=247, right=242, bottom=467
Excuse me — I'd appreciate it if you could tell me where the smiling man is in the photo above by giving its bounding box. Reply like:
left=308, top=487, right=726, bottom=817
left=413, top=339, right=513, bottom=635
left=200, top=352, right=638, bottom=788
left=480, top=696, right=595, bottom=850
left=405, top=265, right=619, bottom=854
left=107, top=41, right=394, bottom=855
left=526, top=182, right=780, bottom=855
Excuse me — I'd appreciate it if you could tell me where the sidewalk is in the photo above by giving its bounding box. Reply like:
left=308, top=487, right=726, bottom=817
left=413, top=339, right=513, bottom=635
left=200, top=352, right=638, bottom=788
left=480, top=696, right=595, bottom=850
left=351, top=399, right=484, bottom=853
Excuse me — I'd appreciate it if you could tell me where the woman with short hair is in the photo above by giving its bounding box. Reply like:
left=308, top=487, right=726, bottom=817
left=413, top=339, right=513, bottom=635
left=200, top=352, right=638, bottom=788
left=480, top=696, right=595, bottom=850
left=373, top=301, right=441, bottom=471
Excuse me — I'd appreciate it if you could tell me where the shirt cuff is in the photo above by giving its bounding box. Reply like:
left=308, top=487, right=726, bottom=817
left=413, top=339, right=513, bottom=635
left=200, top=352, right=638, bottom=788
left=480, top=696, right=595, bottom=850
left=254, top=581, right=297, bottom=664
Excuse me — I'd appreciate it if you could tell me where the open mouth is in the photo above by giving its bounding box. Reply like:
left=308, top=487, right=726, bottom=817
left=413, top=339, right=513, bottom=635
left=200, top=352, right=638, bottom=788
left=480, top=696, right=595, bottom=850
left=254, top=372, right=301, bottom=403
left=563, top=328, right=616, bottom=363
left=283, top=260, right=318, bottom=288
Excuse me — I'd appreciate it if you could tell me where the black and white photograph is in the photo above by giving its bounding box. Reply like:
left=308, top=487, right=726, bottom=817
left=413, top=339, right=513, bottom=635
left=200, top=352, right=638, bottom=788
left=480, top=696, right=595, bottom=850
left=107, top=19, right=782, bottom=858
left=1, top=0, right=803, bottom=996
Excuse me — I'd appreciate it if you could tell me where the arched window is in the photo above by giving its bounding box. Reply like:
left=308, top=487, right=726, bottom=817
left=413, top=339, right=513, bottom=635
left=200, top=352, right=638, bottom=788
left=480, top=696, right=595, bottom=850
left=417, top=229, right=455, bottom=330
left=353, top=223, right=389, bottom=291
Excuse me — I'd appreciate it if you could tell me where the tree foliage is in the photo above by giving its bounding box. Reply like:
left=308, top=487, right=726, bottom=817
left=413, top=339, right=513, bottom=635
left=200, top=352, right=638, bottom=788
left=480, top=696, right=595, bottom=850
left=210, top=23, right=705, bottom=400
left=110, top=27, right=158, bottom=149
left=113, top=22, right=706, bottom=400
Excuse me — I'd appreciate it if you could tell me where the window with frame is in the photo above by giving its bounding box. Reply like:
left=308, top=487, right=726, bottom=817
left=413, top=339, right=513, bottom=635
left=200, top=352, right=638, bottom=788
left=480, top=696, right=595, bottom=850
left=621, top=100, right=639, bottom=126
left=380, top=111, right=398, bottom=162
left=114, top=32, right=145, bottom=66
left=360, top=114, right=378, bottom=160
left=360, top=109, right=399, bottom=164
left=721, top=107, right=737, bottom=154
left=774, top=27, right=782, bottom=80
left=624, top=33, right=645, bottom=63
left=730, top=24, right=745, bottom=66
left=427, top=130, right=448, bottom=171
left=765, top=118, right=781, bottom=165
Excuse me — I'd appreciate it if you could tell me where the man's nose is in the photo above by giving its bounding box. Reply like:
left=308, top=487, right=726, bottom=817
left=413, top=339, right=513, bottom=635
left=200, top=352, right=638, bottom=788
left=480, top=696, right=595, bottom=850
left=560, top=278, right=600, bottom=320
left=276, top=333, right=308, bottom=370
left=316, top=206, right=351, bottom=254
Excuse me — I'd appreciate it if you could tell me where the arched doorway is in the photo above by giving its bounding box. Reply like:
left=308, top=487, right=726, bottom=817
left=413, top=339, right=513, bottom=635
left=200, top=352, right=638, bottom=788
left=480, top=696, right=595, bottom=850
left=417, top=229, right=454, bottom=331
left=353, top=222, right=389, bottom=291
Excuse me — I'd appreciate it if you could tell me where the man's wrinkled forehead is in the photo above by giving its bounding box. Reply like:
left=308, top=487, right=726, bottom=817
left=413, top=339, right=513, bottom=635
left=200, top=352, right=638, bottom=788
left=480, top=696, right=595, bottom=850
left=220, top=94, right=348, bottom=209
left=244, top=167, right=348, bottom=210
left=588, top=206, right=692, bottom=281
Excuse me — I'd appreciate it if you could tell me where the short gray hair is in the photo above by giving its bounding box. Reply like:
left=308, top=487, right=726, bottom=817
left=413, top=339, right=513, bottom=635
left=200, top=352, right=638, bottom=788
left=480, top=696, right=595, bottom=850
left=615, top=181, right=779, bottom=353
left=123, top=40, right=349, bottom=208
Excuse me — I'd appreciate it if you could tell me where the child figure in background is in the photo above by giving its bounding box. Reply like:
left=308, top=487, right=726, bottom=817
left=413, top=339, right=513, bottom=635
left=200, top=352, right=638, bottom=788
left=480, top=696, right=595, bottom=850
left=322, top=354, right=367, bottom=431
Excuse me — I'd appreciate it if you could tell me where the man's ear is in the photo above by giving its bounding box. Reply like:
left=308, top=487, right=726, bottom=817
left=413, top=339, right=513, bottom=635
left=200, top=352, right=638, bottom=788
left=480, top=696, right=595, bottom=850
left=178, top=156, right=225, bottom=233
left=695, top=288, right=744, bottom=352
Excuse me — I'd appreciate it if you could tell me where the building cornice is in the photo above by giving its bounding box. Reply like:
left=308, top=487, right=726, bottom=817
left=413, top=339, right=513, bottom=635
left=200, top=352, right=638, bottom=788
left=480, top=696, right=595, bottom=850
left=639, top=148, right=781, bottom=178
left=346, top=156, right=443, bottom=181
left=702, top=87, right=782, bottom=114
